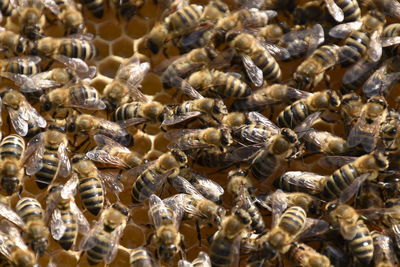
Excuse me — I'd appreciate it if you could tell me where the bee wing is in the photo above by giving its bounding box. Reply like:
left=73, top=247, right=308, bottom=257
left=25, top=134, right=45, bottom=175
left=229, top=144, right=264, bottom=162
left=0, top=203, right=24, bottom=228
left=169, top=176, right=203, bottom=198
left=329, top=21, right=362, bottom=38
left=54, top=55, right=96, bottom=80
left=261, top=42, right=290, bottom=61
left=248, top=112, right=280, bottom=134
left=19, top=100, right=46, bottom=129
left=381, top=36, right=400, bottom=47
left=279, top=171, right=325, bottom=194
left=68, top=33, right=94, bottom=41
left=294, top=111, right=322, bottom=138
left=80, top=221, right=104, bottom=251
left=50, top=209, right=67, bottom=240
left=270, top=189, right=288, bottom=228
left=104, top=223, right=126, bottom=264
left=42, top=0, right=60, bottom=14
left=161, top=111, right=202, bottom=126
left=116, top=117, right=149, bottom=128
left=242, top=55, right=263, bottom=87
left=317, top=156, right=356, bottom=169
left=179, top=77, right=204, bottom=100
left=324, top=0, right=344, bottom=22
left=58, top=141, right=71, bottom=178
left=95, top=117, right=131, bottom=140
left=376, top=0, right=400, bottom=20
left=179, top=24, right=214, bottom=48
left=61, top=174, right=79, bottom=199
left=306, top=24, right=325, bottom=56
left=93, top=134, right=131, bottom=153
left=391, top=223, right=400, bottom=250
left=98, top=170, right=124, bottom=193
left=86, top=149, right=129, bottom=168
left=149, top=194, right=181, bottom=229
left=342, top=59, right=380, bottom=85
left=15, top=55, right=41, bottom=64
left=126, top=64, right=151, bottom=95
left=339, top=173, right=370, bottom=204
left=70, top=200, right=90, bottom=234
left=197, top=251, right=211, bottom=266
left=188, top=172, right=224, bottom=203
left=233, top=125, right=272, bottom=144
left=7, top=107, right=28, bottom=136
left=363, top=68, right=400, bottom=98
left=0, top=221, right=28, bottom=249
left=299, top=218, right=330, bottom=239
left=178, top=260, right=192, bottom=267
left=368, top=31, right=383, bottom=62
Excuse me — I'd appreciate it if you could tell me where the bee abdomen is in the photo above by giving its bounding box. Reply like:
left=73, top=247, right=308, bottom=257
left=210, top=235, right=233, bottom=266
left=86, top=231, right=111, bottom=265
left=0, top=134, right=25, bottom=159
left=16, top=197, right=43, bottom=222
left=113, top=102, right=140, bottom=122
left=167, top=4, right=203, bottom=35
left=251, top=153, right=277, bottom=180
left=59, top=210, right=77, bottom=250
left=5, top=60, right=40, bottom=75
left=253, top=51, right=281, bottom=82
left=35, top=151, right=60, bottom=189
left=277, top=101, right=309, bottom=128
left=131, top=171, right=158, bottom=202
left=279, top=206, right=306, bottom=235
left=79, top=176, right=104, bottom=215
left=349, top=220, right=373, bottom=264
left=337, top=0, right=361, bottom=22
left=59, top=39, right=96, bottom=60
left=322, top=164, right=359, bottom=199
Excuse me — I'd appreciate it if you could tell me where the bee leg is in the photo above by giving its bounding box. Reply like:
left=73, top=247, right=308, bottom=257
left=195, top=220, right=202, bottom=247
left=141, top=123, right=147, bottom=132
left=324, top=74, right=331, bottom=88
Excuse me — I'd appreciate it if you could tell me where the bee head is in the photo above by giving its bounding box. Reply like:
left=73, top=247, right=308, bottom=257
left=372, top=151, right=389, bottom=170
left=281, top=128, right=298, bottom=144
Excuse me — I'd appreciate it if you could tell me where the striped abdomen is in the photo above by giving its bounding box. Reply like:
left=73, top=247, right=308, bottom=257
left=382, top=23, right=400, bottom=57
left=0, top=134, right=25, bottom=160
left=348, top=220, right=373, bottom=264
left=209, top=233, right=236, bottom=267
left=277, top=100, right=309, bottom=128
left=70, top=85, right=102, bottom=107
left=57, top=201, right=77, bottom=250
left=341, top=31, right=369, bottom=66
left=131, top=169, right=160, bottom=202
left=278, top=206, right=306, bottom=235
left=81, top=0, right=104, bottom=18
left=130, top=248, right=155, bottom=267
left=250, top=151, right=278, bottom=180
left=212, top=70, right=250, bottom=98
left=35, top=148, right=60, bottom=189
left=322, top=163, right=359, bottom=200
left=246, top=204, right=265, bottom=234
left=113, top=102, right=141, bottom=122
left=252, top=50, right=281, bottom=82
left=167, top=4, right=203, bottom=36
left=193, top=147, right=230, bottom=168
left=78, top=176, right=104, bottom=216
left=16, top=197, right=44, bottom=222
left=336, top=0, right=361, bottom=22
left=59, top=39, right=96, bottom=60
left=3, top=59, right=40, bottom=75
left=86, top=230, right=111, bottom=265
left=0, top=0, right=12, bottom=17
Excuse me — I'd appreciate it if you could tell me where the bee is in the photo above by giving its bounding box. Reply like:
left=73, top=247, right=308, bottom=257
left=0, top=56, right=41, bottom=75
left=72, top=154, right=124, bottom=216
left=54, top=0, right=85, bottom=35
left=80, top=0, right=104, bottom=18
left=372, top=231, right=398, bottom=267
left=16, top=0, right=60, bottom=40
left=86, top=134, right=143, bottom=169
left=380, top=114, right=400, bottom=152
left=162, top=97, right=228, bottom=127
left=340, top=93, right=363, bottom=136
left=66, top=113, right=133, bottom=147
left=277, top=171, right=326, bottom=195
left=324, top=0, right=361, bottom=23
left=80, top=203, right=129, bottom=265
left=293, top=44, right=342, bottom=90
left=327, top=203, right=374, bottom=264
left=292, top=1, right=329, bottom=26
left=25, top=120, right=70, bottom=189
left=227, top=169, right=254, bottom=199
left=0, top=0, right=15, bottom=23
left=289, top=242, right=331, bottom=267
left=232, top=84, right=311, bottom=112
left=301, top=128, right=349, bottom=155
left=178, top=251, right=211, bottom=267
left=161, top=47, right=218, bottom=93
left=175, top=23, right=217, bottom=54
left=0, top=134, right=25, bottom=195
left=110, top=0, right=144, bottom=21
left=190, top=146, right=232, bottom=169
left=356, top=182, right=384, bottom=210
left=15, top=197, right=49, bottom=256
left=186, top=69, right=251, bottom=99
left=46, top=177, right=90, bottom=250
left=276, top=90, right=341, bottom=129
left=233, top=192, right=265, bottom=234
left=165, top=127, right=233, bottom=152
left=0, top=88, right=46, bottom=137
left=209, top=212, right=250, bottom=267
left=382, top=23, right=400, bottom=57
left=0, top=27, right=28, bottom=55
left=227, top=31, right=284, bottom=85
left=102, top=55, right=150, bottom=109
left=347, top=96, right=388, bottom=152
left=0, top=222, right=37, bottom=267
left=129, top=149, right=187, bottom=202
left=321, top=244, right=350, bottom=267
left=321, top=151, right=389, bottom=200
left=130, top=247, right=156, bottom=267
left=148, top=194, right=184, bottom=261
left=32, top=34, right=96, bottom=61
left=40, top=82, right=106, bottom=113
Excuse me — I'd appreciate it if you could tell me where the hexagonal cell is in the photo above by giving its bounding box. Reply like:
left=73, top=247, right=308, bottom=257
left=153, top=93, right=174, bottom=105
left=126, top=17, right=149, bottom=38
left=141, top=72, right=163, bottom=95
left=153, top=132, right=169, bottom=152
left=133, top=131, right=152, bottom=154
left=99, top=58, right=121, bottom=78
left=98, top=19, right=122, bottom=41
left=112, top=37, right=134, bottom=58
left=120, top=224, right=145, bottom=248
left=92, top=39, right=110, bottom=60
left=90, top=77, right=108, bottom=93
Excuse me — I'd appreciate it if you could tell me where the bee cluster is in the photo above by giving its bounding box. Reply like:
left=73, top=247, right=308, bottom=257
left=1, top=0, right=400, bottom=266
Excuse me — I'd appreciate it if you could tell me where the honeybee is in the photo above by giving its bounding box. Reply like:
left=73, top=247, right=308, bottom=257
left=162, top=97, right=228, bottom=127
left=234, top=191, right=265, bottom=234
left=324, top=0, right=361, bottom=23
left=380, top=113, right=400, bottom=152
left=372, top=231, right=398, bottom=267
left=15, top=197, right=49, bottom=256
left=40, top=82, right=106, bottom=113
left=46, top=177, right=89, bottom=250
left=347, top=96, right=388, bottom=152
left=16, top=0, right=60, bottom=40
left=340, top=93, right=363, bottom=136
left=175, top=23, right=216, bottom=54
left=209, top=212, right=250, bottom=267
left=276, top=90, right=341, bottom=129
left=31, top=34, right=96, bottom=61
left=327, top=203, right=374, bottom=264
left=0, top=27, right=28, bottom=55
left=382, top=23, right=400, bottom=57
left=186, top=69, right=251, bottom=99
left=0, top=134, right=25, bottom=195
left=178, top=251, right=211, bottom=267
left=321, top=151, right=389, bottom=200
left=0, top=88, right=46, bottom=137
left=277, top=171, right=326, bottom=195
left=340, top=59, right=380, bottom=94
left=72, top=154, right=124, bottom=216
left=302, top=128, right=349, bottom=155
left=190, top=146, right=233, bottom=169
left=227, top=169, right=254, bottom=199
left=148, top=194, right=184, bottom=261
left=25, top=120, right=70, bottom=189
left=80, top=0, right=104, bottom=18
left=129, top=149, right=187, bottom=202
left=0, top=56, right=41, bottom=75
left=321, top=244, right=350, bottom=267
left=293, top=44, right=342, bottom=90
left=232, top=84, right=311, bottom=112
left=86, top=134, right=143, bottom=169
left=66, top=113, right=133, bottom=147
left=129, top=247, right=156, bottom=267
left=110, top=0, right=144, bottom=21
left=80, top=203, right=129, bottom=265
left=289, top=242, right=331, bottom=267
left=51, top=0, right=84, bottom=35
left=0, top=222, right=37, bottom=267
left=0, top=0, right=15, bottom=23
left=103, top=55, right=150, bottom=109
left=356, top=182, right=384, bottom=210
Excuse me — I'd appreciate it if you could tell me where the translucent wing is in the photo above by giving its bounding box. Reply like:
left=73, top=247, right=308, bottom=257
left=376, top=0, right=400, bottom=20
left=50, top=209, right=66, bottom=240
left=116, top=117, right=148, bottom=128
left=187, top=171, right=224, bottom=203
left=104, top=223, right=126, bottom=264
left=324, top=0, right=344, bottom=22
left=262, top=43, right=290, bottom=61
left=166, top=129, right=214, bottom=150
left=307, top=24, right=325, bottom=56
left=342, top=59, right=379, bottom=85
left=0, top=203, right=24, bottom=228
left=279, top=171, right=325, bottom=194
left=24, top=133, right=45, bottom=175
left=270, top=189, right=288, bottom=228
left=339, top=173, right=370, bottom=204
left=169, top=176, right=203, bottom=198
left=317, top=156, right=357, bottom=169
left=2, top=222, right=28, bottom=249
left=61, top=174, right=78, bottom=199
left=122, top=160, right=156, bottom=180
left=80, top=221, right=103, bottom=251
left=8, top=107, right=28, bottom=136
left=329, top=21, right=362, bottom=38
left=95, top=117, right=132, bottom=142
left=86, top=149, right=129, bottom=169
left=43, top=0, right=60, bottom=15
left=161, top=111, right=202, bottom=126
left=93, top=134, right=130, bottom=152
left=54, top=55, right=96, bottom=80
left=363, top=68, right=400, bottom=98
left=299, top=218, right=330, bottom=239
left=149, top=194, right=179, bottom=229
left=70, top=200, right=90, bottom=233
left=126, top=62, right=150, bottom=90
left=178, top=260, right=192, bottom=267
left=381, top=36, right=400, bottom=47
left=242, top=55, right=263, bottom=87
left=99, top=171, right=124, bottom=193
left=197, top=251, right=211, bottom=267
left=294, top=111, right=322, bottom=138
left=178, top=77, right=204, bottom=100
left=69, top=33, right=94, bottom=41
left=58, top=140, right=71, bottom=178
left=248, top=111, right=279, bottom=134
left=229, top=144, right=263, bottom=162
left=368, top=31, right=383, bottom=62
left=16, top=55, right=41, bottom=64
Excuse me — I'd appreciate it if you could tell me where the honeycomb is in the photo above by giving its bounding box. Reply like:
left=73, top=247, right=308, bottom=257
left=0, top=0, right=399, bottom=266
